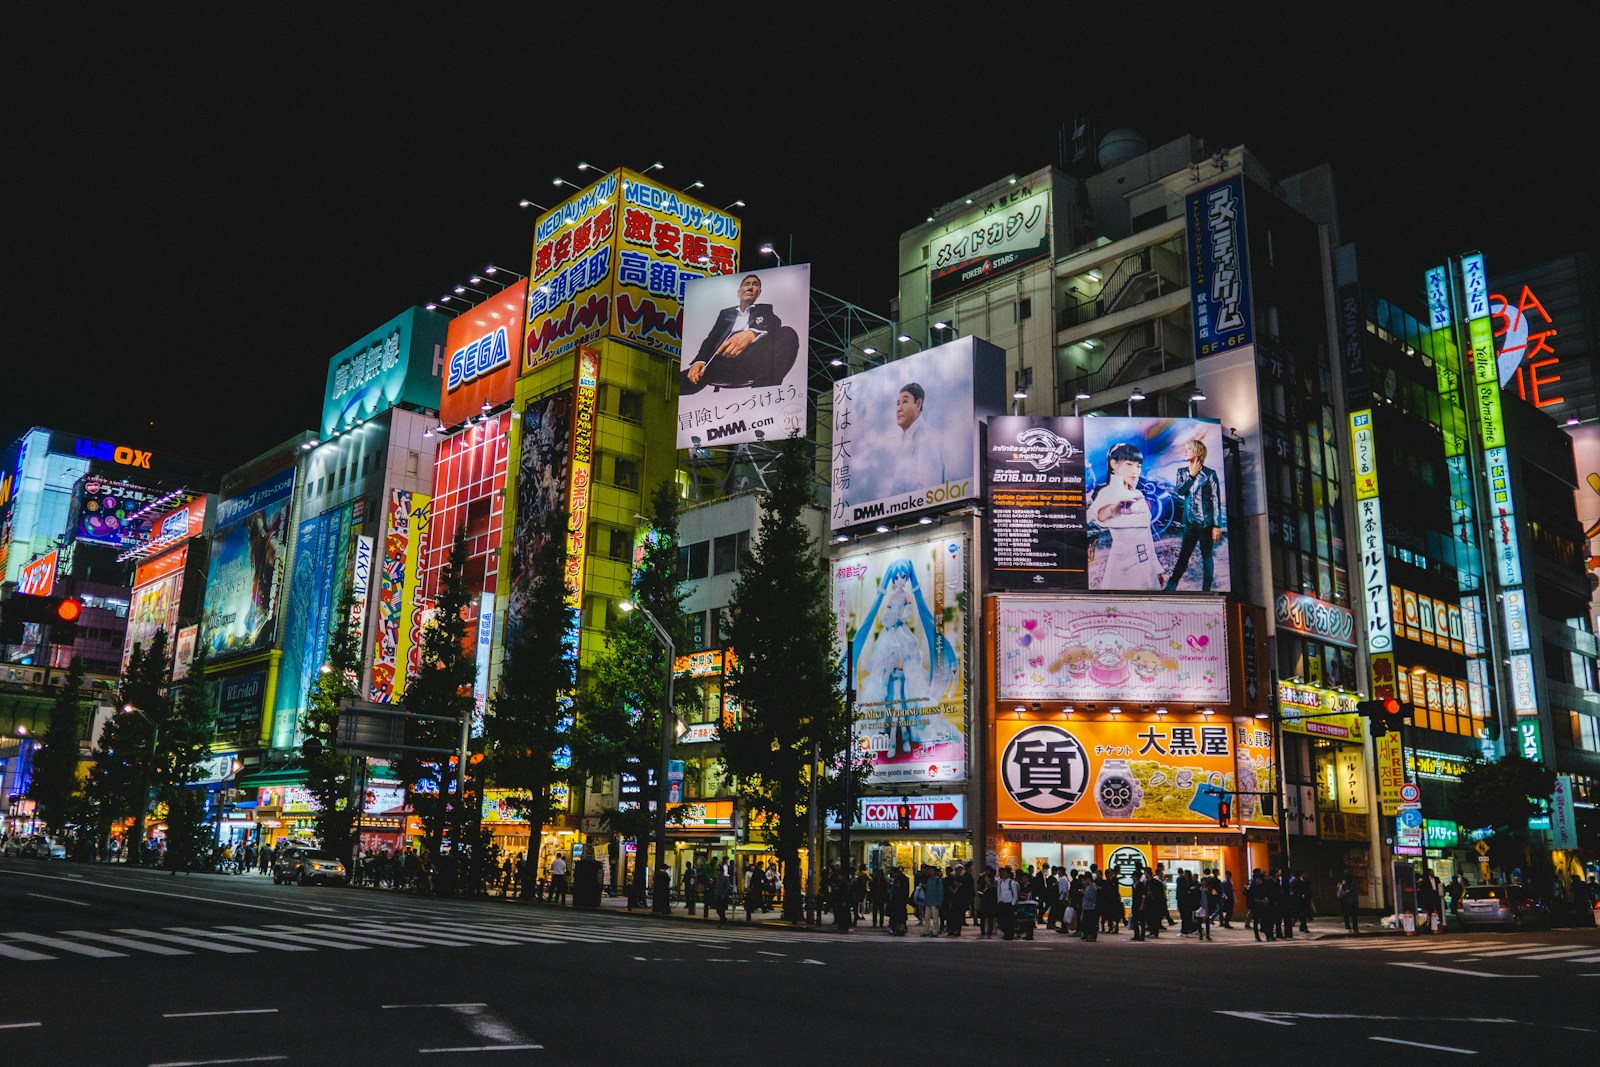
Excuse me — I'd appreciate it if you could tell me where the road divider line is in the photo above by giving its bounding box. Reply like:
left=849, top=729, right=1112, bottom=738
left=0, top=1021, right=43, bottom=1029
left=417, top=1046, right=543, bottom=1054
left=4, top=869, right=308, bottom=915
left=163, top=1009, right=280, bottom=1019
left=1370, top=1036, right=1477, bottom=1054
left=1390, top=962, right=1537, bottom=978
left=26, top=892, right=90, bottom=907
left=148, top=1057, right=288, bottom=1066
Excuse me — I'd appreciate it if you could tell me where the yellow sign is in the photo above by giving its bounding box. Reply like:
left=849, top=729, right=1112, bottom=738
left=1474, top=839, right=1489, bottom=856
left=1277, top=680, right=1365, bottom=741
left=1376, top=731, right=1406, bottom=816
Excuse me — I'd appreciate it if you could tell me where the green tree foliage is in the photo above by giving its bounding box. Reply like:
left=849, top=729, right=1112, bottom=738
left=159, top=641, right=216, bottom=871
left=719, top=438, right=845, bottom=920
left=1453, top=753, right=1557, bottom=876
left=489, top=513, right=574, bottom=871
left=303, top=586, right=362, bottom=868
left=571, top=481, right=693, bottom=900
left=400, top=527, right=478, bottom=893
left=28, top=657, right=89, bottom=837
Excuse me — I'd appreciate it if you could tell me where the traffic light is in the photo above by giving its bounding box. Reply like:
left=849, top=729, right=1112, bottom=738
left=1217, top=795, right=1232, bottom=828
left=896, top=797, right=912, bottom=831
left=0, top=594, right=83, bottom=642
left=1357, top=696, right=1406, bottom=734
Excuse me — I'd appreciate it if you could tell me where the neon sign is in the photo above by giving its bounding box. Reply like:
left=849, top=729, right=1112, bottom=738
left=1490, top=285, right=1561, bottom=408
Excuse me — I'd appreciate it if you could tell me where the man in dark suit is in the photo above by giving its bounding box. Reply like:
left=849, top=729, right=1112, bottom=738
left=679, top=273, right=800, bottom=394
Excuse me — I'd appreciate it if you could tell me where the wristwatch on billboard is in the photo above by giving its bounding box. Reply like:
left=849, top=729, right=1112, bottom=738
left=1095, top=759, right=1143, bottom=820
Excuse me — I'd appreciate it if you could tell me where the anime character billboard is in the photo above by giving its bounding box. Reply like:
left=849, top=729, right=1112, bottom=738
left=833, top=534, right=967, bottom=784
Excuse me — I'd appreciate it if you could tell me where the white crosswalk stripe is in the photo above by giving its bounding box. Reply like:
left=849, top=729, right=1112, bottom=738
left=1312, top=935, right=1600, bottom=968
left=0, top=913, right=864, bottom=962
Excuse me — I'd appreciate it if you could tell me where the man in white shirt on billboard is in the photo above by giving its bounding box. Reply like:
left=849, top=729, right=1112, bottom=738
left=889, top=382, right=946, bottom=496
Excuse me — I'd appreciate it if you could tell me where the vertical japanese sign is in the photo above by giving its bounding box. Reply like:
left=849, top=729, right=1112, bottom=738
left=1375, top=730, right=1406, bottom=816
left=565, top=347, right=599, bottom=640
left=370, top=490, right=430, bottom=703
left=523, top=171, right=741, bottom=371
left=1350, top=411, right=1378, bottom=499
left=1550, top=775, right=1578, bottom=849
left=1357, top=496, right=1392, bottom=653
left=1185, top=174, right=1254, bottom=359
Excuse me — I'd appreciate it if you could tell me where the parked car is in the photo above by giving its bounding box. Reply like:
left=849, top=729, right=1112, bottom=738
left=273, top=847, right=346, bottom=886
left=3, top=835, right=67, bottom=860
left=1457, top=883, right=1551, bottom=930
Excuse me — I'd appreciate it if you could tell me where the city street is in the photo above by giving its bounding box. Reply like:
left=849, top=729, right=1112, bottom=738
left=3, top=859, right=1597, bottom=1065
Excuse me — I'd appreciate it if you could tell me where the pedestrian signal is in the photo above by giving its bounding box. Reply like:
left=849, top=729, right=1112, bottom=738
left=896, top=797, right=911, bottom=831
left=1217, top=796, right=1232, bottom=828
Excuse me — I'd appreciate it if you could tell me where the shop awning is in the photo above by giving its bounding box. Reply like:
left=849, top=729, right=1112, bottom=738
left=236, top=769, right=308, bottom=789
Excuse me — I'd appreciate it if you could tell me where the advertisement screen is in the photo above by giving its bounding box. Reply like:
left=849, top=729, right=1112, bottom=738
left=995, top=595, right=1231, bottom=705
left=144, top=497, right=208, bottom=557
left=201, top=467, right=295, bottom=659
left=829, top=336, right=1004, bottom=529
left=276, top=504, right=353, bottom=728
left=74, top=477, right=166, bottom=548
left=321, top=307, right=448, bottom=438
left=676, top=264, right=810, bottom=449
left=504, top=386, right=574, bottom=658
left=1186, top=174, right=1254, bottom=359
left=929, top=188, right=1051, bottom=300
left=18, top=550, right=58, bottom=596
left=369, top=490, right=431, bottom=704
left=994, top=717, right=1237, bottom=826
left=834, top=534, right=967, bottom=784
left=441, top=281, right=525, bottom=426
left=524, top=170, right=742, bottom=372
left=213, top=667, right=268, bottom=741
left=124, top=544, right=187, bottom=670
left=985, top=416, right=1229, bottom=592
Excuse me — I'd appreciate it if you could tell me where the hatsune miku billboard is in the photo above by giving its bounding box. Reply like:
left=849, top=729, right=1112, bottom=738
left=833, top=533, right=968, bottom=784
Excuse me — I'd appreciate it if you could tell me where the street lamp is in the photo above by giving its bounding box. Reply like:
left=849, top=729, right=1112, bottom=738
left=618, top=599, right=675, bottom=913
left=758, top=242, right=784, bottom=267
left=122, top=702, right=160, bottom=865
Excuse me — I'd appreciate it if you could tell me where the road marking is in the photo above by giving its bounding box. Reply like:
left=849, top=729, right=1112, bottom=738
left=0, top=1021, right=43, bottom=1029
left=166, top=928, right=313, bottom=952
left=163, top=1009, right=281, bottom=1019
left=0, top=942, right=57, bottom=961
left=1514, top=948, right=1600, bottom=961
left=758, top=950, right=786, bottom=956
left=339, top=923, right=494, bottom=947
left=2, top=931, right=124, bottom=957
left=26, top=892, right=90, bottom=907
left=1216, top=1011, right=1295, bottom=1026
left=1391, top=962, right=1536, bottom=978
left=212, top=926, right=369, bottom=951
left=4, top=870, right=308, bottom=915
left=265, top=924, right=427, bottom=948
left=383, top=1003, right=489, bottom=1010
left=62, top=931, right=192, bottom=956
left=1216, top=1011, right=1517, bottom=1027
left=1370, top=1036, right=1476, bottom=1054
left=417, top=1046, right=543, bottom=1054
left=148, top=1057, right=288, bottom=1066
left=114, top=929, right=255, bottom=954
left=345, top=921, right=522, bottom=946
left=802, top=958, right=826, bottom=965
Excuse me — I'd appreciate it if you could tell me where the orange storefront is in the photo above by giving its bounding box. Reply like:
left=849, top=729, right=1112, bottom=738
left=985, top=595, right=1281, bottom=910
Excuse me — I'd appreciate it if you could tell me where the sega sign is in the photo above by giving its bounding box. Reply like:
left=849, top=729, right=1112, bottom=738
left=447, top=325, right=511, bottom=393
left=439, top=280, right=523, bottom=425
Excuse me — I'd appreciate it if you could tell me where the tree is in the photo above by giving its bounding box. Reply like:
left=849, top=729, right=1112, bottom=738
left=571, top=480, right=694, bottom=904
left=158, top=641, right=216, bottom=872
left=1453, top=753, right=1557, bottom=881
left=488, top=513, right=574, bottom=881
left=719, top=437, right=846, bottom=921
left=400, top=527, right=478, bottom=893
left=303, top=585, right=362, bottom=870
left=89, top=631, right=170, bottom=863
left=28, top=657, right=89, bottom=838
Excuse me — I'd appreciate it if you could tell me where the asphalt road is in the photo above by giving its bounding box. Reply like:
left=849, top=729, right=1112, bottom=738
left=3, top=856, right=1597, bottom=1065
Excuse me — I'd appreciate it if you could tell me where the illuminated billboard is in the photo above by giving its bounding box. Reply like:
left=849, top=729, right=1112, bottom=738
left=18, top=550, right=57, bottom=596
left=995, top=595, right=1231, bottom=706
left=928, top=188, right=1051, bottom=301
left=994, top=717, right=1238, bottom=827
left=984, top=416, right=1229, bottom=592
left=504, top=386, right=574, bottom=658
left=276, top=504, right=354, bottom=729
left=74, top=476, right=166, bottom=548
left=369, top=490, right=431, bottom=704
left=201, top=467, right=294, bottom=660
left=676, top=264, right=810, bottom=449
left=142, top=497, right=209, bottom=558
left=1186, top=174, right=1254, bottom=359
left=833, top=533, right=968, bottom=785
left=320, top=307, right=449, bottom=438
left=524, top=170, right=741, bottom=372
left=829, top=336, right=1005, bottom=530
left=124, top=544, right=187, bottom=670
left=441, top=281, right=525, bottom=426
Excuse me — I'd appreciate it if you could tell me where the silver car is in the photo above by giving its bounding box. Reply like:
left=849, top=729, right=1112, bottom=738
left=1457, top=884, right=1550, bottom=930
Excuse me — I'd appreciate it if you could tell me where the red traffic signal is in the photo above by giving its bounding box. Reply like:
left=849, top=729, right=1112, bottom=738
left=896, top=797, right=912, bottom=831
left=1357, top=697, right=1406, bottom=733
left=0, top=593, right=82, bottom=642
left=1217, top=796, right=1232, bottom=828
left=55, top=598, right=82, bottom=623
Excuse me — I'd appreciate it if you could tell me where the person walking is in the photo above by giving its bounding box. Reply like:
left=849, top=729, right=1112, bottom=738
left=995, top=866, right=1019, bottom=940
left=1292, top=870, right=1313, bottom=934
left=549, top=853, right=569, bottom=906
left=921, top=866, right=945, bottom=936
left=888, top=864, right=910, bottom=936
left=1337, top=873, right=1360, bottom=933
left=713, top=864, right=733, bottom=926
left=1197, top=869, right=1218, bottom=941
left=979, top=868, right=998, bottom=938
left=1079, top=874, right=1099, bottom=941
left=869, top=867, right=887, bottom=928
left=1248, top=870, right=1277, bottom=941
left=1219, top=870, right=1237, bottom=928
left=1143, top=868, right=1168, bottom=939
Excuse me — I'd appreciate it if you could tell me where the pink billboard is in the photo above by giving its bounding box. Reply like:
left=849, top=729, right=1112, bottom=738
left=996, top=595, right=1230, bottom=705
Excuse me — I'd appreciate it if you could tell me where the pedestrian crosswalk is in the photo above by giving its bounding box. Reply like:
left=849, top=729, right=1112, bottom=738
left=0, top=916, right=859, bottom=963
left=1316, top=934, right=1600, bottom=967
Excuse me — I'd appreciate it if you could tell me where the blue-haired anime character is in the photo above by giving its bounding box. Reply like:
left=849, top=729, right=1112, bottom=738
left=851, top=560, right=957, bottom=756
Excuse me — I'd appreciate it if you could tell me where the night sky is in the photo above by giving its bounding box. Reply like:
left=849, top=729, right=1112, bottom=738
left=5, top=9, right=1591, bottom=471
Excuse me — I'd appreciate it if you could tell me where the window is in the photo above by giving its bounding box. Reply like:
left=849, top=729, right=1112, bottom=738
left=608, top=526, right=633, bottom=562
left=613, top=457, right=639, bottom=490
left=1017, top=298, right=1032, bottom=322
left=678, top=541, right=710, bottom=580
left=617, top=390, right=644, bottom=422
left=713, top=532, right=748, bottom=575
left=406, top=451, right=420, bottom=477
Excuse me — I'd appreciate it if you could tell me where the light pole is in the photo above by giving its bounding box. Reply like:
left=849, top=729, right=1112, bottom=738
left=122, top=703, right=159, bottom=865
left=620, top=599, right=675, bottom=914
